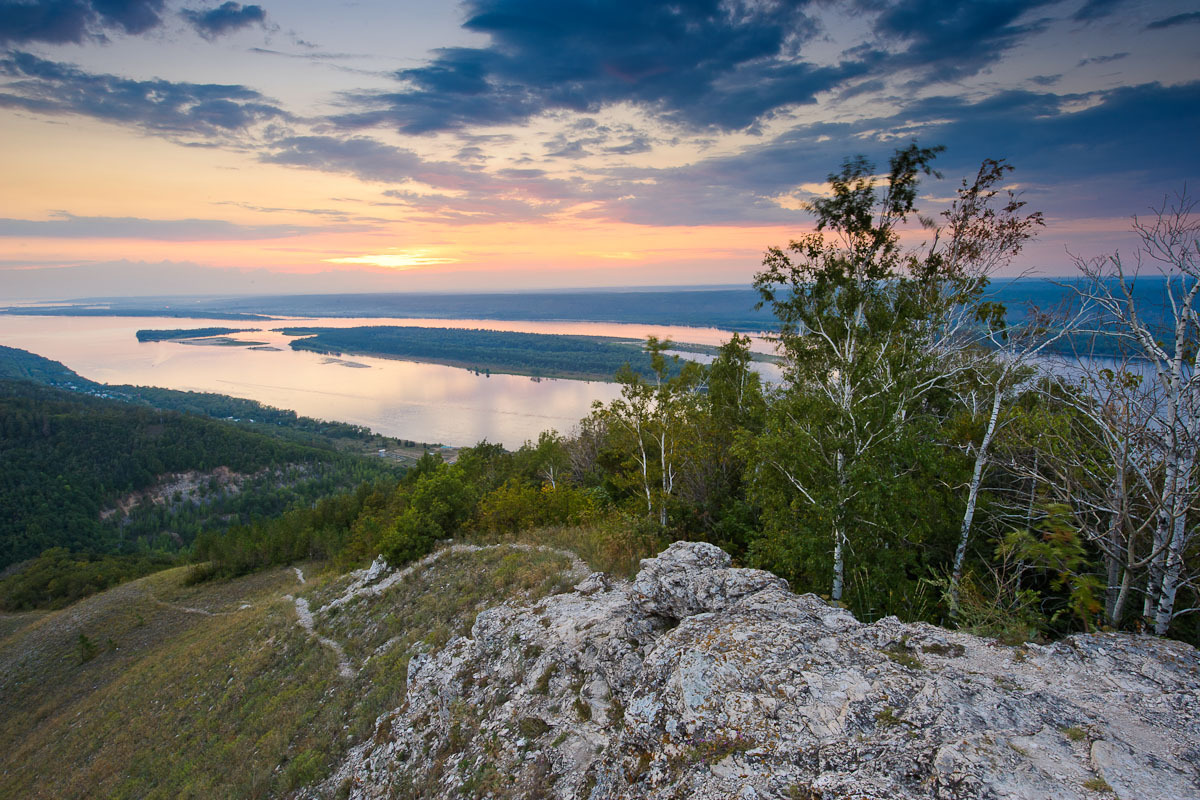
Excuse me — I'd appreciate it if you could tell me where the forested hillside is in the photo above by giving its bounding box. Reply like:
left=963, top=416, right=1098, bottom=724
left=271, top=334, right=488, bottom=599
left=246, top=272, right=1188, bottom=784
left=0, top=379, right=400, bottom=572
left=0, top=344, right=382, bottom=446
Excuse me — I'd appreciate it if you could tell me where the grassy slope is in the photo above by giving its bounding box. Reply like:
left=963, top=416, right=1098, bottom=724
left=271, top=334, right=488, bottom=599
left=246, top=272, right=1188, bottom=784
left=0, top=546, right=578, bottom=799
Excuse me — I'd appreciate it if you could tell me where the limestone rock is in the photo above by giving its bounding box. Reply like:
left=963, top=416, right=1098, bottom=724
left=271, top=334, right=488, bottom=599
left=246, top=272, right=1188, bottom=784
left=310, top=541, right=1200, bottom=800
left=631, top=540, right=788, bottom=620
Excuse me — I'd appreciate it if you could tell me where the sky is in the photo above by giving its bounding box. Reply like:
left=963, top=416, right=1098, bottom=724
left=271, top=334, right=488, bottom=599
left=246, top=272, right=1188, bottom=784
left=0, top=0, right=1197, bottom=299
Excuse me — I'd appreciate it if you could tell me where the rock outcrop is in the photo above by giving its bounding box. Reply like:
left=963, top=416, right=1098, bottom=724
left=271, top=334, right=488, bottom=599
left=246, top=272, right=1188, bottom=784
left=315, top=541, right=1200, bottom=800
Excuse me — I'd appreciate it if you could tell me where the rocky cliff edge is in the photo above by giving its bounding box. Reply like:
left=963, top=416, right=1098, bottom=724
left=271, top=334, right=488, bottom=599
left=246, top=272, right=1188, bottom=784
left=315, top=541, right=1200, bottom=800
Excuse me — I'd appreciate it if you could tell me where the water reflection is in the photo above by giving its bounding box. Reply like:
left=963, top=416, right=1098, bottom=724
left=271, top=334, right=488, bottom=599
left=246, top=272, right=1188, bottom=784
left=0, top=315, right=774, bottom=448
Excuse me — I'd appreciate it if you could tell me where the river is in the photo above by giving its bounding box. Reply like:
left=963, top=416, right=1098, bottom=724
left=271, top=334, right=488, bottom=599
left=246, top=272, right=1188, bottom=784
left=0, top=314, right=777, bottom=448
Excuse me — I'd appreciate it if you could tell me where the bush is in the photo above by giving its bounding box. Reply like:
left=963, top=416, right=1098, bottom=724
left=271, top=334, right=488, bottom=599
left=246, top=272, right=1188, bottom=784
left=380, top=510, right=441, bottom=566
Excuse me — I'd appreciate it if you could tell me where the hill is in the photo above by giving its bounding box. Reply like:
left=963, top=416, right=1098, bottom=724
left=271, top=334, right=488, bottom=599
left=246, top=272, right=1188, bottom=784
left=0, top=344, right=390, bottom=449
left=2, top=540, right=1196, bottom=799
left=0, top=545, right=580, bottom=798
left=0, top=378, right=399, bottom=571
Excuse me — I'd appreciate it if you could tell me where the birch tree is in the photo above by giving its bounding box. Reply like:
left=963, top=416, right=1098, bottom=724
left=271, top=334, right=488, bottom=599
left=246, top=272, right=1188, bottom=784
left=752, top=144, right=952, bottom=603
left=606, top=337, right=703, bottom=526
left=918, top=159, right=1050, bottom=605
left=1010, top=366, right=1157, bottom=627
left=1071, top=194, right=1200, bottom=634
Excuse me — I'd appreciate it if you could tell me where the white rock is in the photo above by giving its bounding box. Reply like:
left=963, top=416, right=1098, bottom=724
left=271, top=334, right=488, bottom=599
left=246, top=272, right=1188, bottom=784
left=306, top=541, right=1200, bottom=800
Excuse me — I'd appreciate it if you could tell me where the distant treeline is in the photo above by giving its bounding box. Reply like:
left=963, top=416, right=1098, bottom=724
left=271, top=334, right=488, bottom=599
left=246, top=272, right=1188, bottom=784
left=0, top=306, right=267, bottom=320
left=135, top=328, right=257, bottom=341
left=4, top=281, right=1188, bottom=352
left=0, top=549, right=176, bottom=611
left=0, top=345, right=375, bottom=444
left=283, top=326, right=685, bottom=381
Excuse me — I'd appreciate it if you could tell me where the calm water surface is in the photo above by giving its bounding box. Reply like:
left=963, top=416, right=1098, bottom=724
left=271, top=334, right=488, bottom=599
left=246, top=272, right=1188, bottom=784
left=0, top=315, right=775, bottom=448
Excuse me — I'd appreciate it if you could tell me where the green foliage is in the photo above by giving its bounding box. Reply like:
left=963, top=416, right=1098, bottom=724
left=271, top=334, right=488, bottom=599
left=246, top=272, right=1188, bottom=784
left=476, top=480, right=600, bottom=533
left=76, top=633, right=99, bottom=664
left=1002, top=506, right=1105, bottom=634
left=380, top=510, right=441, bottom=566
left=0, top=379, right=395, bottom=569
left=0, top=548, right=176, bottom=611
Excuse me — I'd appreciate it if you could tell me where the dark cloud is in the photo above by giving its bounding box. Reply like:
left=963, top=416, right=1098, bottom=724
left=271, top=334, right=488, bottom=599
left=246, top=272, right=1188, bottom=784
left=0, top=212, right=343, bottom=240
left=181, top=1, right=264, bottom=39
left=581, top=80, right=1200, bottom=226
left=261, top=135, right=431, bottom=183
left=92, top=0, right=163, bottom=33
left=870, top=0, right=1057, bottom=83
left=0, top=52, right=287, bottom=136
left=329, top=0, right=1110, bottom=136
left=603, top=136, right=652, bottom=156
left=332, top=0, right=865, bottom=134
left=0, top=0, right=163, bottom=44
left=1146, top=11, right=1200, bottom=29
left=1077, top=52, right=1128, bottom=67
left=1071, top=0, right=1123, bottom=22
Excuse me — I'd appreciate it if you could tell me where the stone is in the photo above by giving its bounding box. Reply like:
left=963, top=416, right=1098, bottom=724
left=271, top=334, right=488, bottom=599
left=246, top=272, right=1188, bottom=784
left=306, top=541, right=1200, bottom=800
left=631, top=540, right=788, bottom=620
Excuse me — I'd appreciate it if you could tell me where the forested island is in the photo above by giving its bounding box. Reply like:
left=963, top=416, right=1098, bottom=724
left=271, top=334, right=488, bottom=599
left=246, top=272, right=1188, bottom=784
left=135, top=327, right=258, bottom=341
left=281, top=325, right=692, bottom=381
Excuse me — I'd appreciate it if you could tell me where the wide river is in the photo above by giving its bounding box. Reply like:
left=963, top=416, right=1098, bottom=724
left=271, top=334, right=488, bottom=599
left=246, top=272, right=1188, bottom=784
left=0, top=315, right=777, bottom=448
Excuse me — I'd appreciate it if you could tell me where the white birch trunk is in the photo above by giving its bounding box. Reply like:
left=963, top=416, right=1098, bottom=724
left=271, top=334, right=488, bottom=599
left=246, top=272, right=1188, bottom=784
left=951, top=386, right=1003, bottom=602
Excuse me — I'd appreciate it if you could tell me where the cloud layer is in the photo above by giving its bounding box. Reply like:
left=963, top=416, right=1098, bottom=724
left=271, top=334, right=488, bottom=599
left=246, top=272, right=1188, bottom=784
left=0, top=0, right=165, bottom=44
left=0, top=51, right=286, bottom=137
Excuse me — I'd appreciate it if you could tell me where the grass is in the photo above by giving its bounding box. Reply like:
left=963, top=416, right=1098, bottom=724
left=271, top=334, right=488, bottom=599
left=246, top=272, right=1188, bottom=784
left=468, top=521, right=666, bottom=578
left=881, top=635, right=925, bottom=671
left=0, top=544, right=586, bottom=799
left=667, top=733, right=756, bottom=770
left=1062, top=725, right=1088, bottom=742
left=875, top=706, right=904, bottom=727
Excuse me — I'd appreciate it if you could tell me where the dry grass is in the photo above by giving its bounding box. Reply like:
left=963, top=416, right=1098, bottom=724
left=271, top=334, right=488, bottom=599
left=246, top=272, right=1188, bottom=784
left=468, top=522, right=666, bottom=578
left=0, top=545, right=588, bottom=799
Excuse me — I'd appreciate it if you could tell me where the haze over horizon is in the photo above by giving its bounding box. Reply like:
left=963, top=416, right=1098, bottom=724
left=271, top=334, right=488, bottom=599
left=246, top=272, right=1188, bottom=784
left=2, top=0, right=1198, bottom=301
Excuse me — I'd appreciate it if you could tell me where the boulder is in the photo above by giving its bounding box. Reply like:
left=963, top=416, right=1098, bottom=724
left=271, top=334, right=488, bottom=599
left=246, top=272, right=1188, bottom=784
left=631, top=540, right=788, bottom=620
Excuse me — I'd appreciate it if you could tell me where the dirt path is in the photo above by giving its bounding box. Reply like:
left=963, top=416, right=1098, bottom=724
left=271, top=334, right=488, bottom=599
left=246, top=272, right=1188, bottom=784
left=323, top=542, right=590, bottom=613
left=289, top=595, right=355, bottom=678
left=292, top=543, right=591, bottom=680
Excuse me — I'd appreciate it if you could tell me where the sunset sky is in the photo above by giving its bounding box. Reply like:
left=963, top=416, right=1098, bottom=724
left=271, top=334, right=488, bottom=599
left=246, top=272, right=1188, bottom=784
left=1, top=0, right=1197, bottom=299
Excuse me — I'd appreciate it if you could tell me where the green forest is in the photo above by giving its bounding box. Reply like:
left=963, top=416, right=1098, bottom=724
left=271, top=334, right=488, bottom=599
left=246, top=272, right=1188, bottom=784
left=0, top=379, right=402, bottom=600
left=0, top=344, right=382, bottom=446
